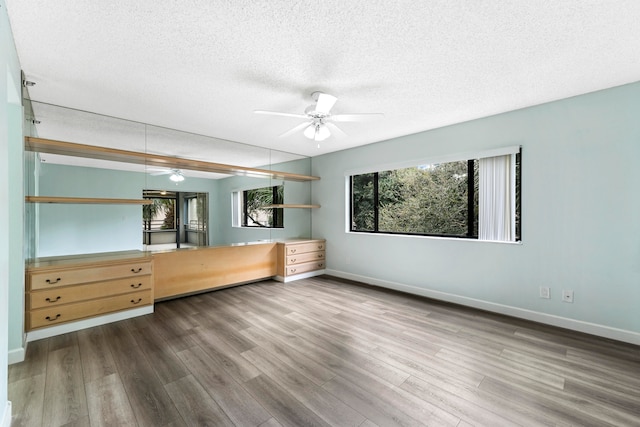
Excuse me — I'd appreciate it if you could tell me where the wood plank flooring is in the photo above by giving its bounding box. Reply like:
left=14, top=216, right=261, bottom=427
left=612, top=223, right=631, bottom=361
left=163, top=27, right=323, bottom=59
left=9, top=276, right=640, bottom=426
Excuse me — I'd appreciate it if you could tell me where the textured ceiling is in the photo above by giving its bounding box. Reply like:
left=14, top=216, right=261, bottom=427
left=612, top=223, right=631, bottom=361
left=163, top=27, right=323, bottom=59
left=6, top=0, right=640, bottom=161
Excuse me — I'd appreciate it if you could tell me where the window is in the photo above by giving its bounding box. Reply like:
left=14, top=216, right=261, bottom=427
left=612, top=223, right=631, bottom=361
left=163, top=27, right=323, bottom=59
left=350, top=149, right=521, bottom=241
left=142, top=193, right=176, bottom=233
left=185, top=193, right=208, bottom=246
left=185, top=194, right=207, bottom=232
left=236, top=185, right=284, bottom=228
left=142, top=190, right=209, bottom=248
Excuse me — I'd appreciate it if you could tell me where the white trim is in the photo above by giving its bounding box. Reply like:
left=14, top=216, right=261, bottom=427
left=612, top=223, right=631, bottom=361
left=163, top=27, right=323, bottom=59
left=1, top=402, right=11, bottom=427
left=344, top=177, right=350, bottom=233
left=26, top=306, right=153, bottom=342
left=344, top=145, right=521, bottom=176
left=8, top=345, right=26, bottom=365
left=325, top=269, right=640, bottom=346
left=231, top=191, right=241, bottom=227
left=346, top=229, right=522, bottom=245
left=274, top=270, right=325, bottom=283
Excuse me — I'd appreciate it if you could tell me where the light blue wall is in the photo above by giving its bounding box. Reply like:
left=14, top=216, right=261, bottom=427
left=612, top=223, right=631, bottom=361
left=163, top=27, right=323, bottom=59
left=311, top=82, right=640, bottom=343
left=37, top=164, right=220, bottom=256
left=2, top=0, right=23, bottom=416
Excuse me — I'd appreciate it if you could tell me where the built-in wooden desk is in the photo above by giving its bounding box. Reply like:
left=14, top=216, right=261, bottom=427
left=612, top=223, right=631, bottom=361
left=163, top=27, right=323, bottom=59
left=24, top=239, right=326, bottom=338
left=152, top=242, right=278, bottom=300
left=153, top=238, right=326, bottom=298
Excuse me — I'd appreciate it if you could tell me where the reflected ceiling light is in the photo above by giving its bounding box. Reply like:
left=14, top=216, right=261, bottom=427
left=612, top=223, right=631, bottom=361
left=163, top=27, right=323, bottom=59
left=303, top=122, right=330, bottom=142
left=169, top=170, right=184, bottom=182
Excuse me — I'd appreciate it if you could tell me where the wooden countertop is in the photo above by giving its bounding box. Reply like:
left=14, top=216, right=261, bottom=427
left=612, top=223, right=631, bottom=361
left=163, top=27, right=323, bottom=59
left=26, top=238, right=325, bottom=270
left=25, top=250, right=152, bottom=270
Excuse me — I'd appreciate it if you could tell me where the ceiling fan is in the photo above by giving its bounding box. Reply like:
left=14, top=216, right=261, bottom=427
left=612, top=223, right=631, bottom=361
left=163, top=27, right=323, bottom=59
left=148, top=168, right=185, bottom=182
left=254, top=91, right=383, bottom=144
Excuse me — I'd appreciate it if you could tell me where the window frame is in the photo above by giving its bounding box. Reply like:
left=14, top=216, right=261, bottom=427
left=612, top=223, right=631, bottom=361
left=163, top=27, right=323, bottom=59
left=348, top=148, right=521, bottom=242
left=349, top=160, right=478, bottom=239
left=235, top=184, right=284, bottom=229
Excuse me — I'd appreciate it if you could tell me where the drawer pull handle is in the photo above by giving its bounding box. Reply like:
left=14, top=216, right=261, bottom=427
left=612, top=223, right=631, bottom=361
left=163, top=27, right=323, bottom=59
left=46, top=278, right=61, bottom=284
left=290, top=268, right=297, bottom=273
left=318, top=254, right=324, bottom=258
left=130, top=283, right=143, bottom=289
left=318, top=263, right=324, bottom=267
left=45, top=314, right=61, bottom=322
left=290, top=258, right=296, bottom=263
left=131, top=298, right=143, bottom=305
left=318, top=245, right=323, bottom=249
left=131, top=268, right=143, bottom=273
left=45, top=296, right=61, bottom=303
left=290, top=249, right=297, bottom=253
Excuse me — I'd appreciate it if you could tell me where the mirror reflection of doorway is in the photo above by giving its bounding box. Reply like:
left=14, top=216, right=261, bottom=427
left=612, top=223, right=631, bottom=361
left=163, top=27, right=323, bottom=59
left=143, top=190, right=208, bottom=250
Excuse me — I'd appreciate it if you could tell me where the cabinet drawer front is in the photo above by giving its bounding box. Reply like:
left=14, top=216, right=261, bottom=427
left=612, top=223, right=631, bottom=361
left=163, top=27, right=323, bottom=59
left=29, top=276, right=152, bottom=310
left=285, top=241, right=325, bottom=256
left=29, top=262, right=152, bottom=290
left=286, top=251, right=325, bottom=265
left=286, top=260, right=325, bottom=276
left=28, top=290, right=152, bottom=330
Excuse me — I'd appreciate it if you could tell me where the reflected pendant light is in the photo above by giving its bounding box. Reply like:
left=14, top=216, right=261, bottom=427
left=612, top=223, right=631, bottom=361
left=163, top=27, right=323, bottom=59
left=169, top=170, right=185, bottom=182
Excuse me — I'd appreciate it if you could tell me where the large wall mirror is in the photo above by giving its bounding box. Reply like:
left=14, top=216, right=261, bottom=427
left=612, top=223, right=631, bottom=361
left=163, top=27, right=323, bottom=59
left=25, top=102, right=313, bottom=258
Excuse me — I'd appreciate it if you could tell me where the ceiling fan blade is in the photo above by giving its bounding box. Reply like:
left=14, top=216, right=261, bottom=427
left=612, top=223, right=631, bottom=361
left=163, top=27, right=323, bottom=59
left=147, top=168, right=171, bottom=176
left=315, top=93, right=337, bottom=114
left=326, top=122, right=347, bottom=138
left=331, top=113, right=384, bottom=122
left=254, top=110, right=308, bottom=119
left=279, top=122, right=311, bottom=138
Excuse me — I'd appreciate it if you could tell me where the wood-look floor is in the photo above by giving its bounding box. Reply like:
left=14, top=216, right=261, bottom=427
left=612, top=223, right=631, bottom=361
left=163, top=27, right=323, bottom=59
left=9, top=276, right=640, bottom=427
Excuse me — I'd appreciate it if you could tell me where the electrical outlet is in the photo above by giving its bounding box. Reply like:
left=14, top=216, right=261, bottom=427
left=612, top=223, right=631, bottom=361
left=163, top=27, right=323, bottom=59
left=539, top=286, right=550, bottom=299
left=562, top=290, right=574, bottom=303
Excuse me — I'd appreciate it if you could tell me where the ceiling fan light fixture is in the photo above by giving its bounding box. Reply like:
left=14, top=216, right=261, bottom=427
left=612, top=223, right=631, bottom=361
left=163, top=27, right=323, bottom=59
left=304, top=123, right=331, bottom=142
left=169, top=171, right=185, bottom=182
left=303, top=123, right=316, bottom=139
left=315, top=123, right=331, bottom=141
left=256, top=91, right=382, bottom=143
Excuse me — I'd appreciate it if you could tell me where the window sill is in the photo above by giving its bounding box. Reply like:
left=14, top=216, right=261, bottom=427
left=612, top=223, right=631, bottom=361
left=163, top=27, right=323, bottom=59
left=232, top=226, right=285, bottom=230
left=346, top=230, right=522, bottom=245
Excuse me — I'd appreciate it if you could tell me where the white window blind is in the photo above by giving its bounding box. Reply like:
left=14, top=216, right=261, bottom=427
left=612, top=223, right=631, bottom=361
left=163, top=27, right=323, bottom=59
left=479, top=154, right=516, bottom=241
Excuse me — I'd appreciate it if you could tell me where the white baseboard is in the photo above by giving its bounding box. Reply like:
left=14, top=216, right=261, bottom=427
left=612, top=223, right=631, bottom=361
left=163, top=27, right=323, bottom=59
left=26, top=306, right=154, bottom=343
left=274, top=270, right=326, bottom=283
left=1, top=401, right=11, bottom=427
left=8, top=345, right=26, bottom=365
left=325, top=269, right=640, bottom=346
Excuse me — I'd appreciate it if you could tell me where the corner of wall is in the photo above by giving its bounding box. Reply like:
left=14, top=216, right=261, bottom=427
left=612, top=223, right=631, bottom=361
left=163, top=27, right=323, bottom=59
left=7, top=338, right=25, bottom=364
left=1, top=401, right=11, bottom=427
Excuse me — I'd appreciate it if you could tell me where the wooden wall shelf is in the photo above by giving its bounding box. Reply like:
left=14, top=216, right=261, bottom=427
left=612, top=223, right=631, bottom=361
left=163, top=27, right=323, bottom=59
left=25, top=137, right=320, bottom=182
left=26, top=196, right=152, bottom=205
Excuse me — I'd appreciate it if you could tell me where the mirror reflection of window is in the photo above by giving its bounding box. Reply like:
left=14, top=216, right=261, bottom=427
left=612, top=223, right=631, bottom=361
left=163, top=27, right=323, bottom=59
left=143, top=190, right=208, bottom=250
left=237, top=185, right=284, bottom=228
left=185, top=193, right=208, bottom=246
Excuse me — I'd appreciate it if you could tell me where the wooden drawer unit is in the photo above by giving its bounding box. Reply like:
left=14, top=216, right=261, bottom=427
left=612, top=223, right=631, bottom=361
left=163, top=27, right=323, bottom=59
left=285, top=250, right=325, bottom=265
left=277, top=239, right=326, bottom=281
left=285, top=240, right=325, bottom=256
left=28, top=276, right=152, bottom=310
left=29, top=262, right=152, bottom=290
left=284, top=260, right=326, bottom=276
left=25, top=251, right=154, bottom=331
left=28, top=290, right=152, bottom=330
